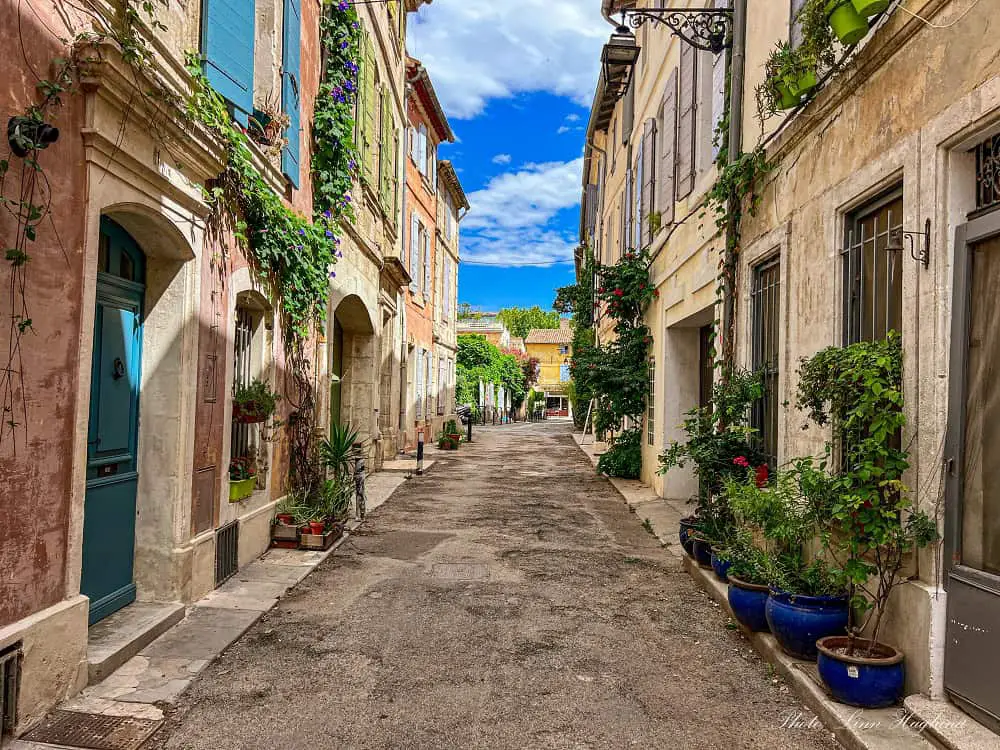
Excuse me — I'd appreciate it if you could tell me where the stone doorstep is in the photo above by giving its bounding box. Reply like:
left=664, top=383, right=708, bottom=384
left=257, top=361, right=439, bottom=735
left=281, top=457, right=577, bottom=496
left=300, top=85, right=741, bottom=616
left=682, top=556, right=937, bottom=750
left=903, top=695, right=1000, bottom=750
left=381, top=458, right=436, bottom=474
left=86, top=602, right=186, bottom=685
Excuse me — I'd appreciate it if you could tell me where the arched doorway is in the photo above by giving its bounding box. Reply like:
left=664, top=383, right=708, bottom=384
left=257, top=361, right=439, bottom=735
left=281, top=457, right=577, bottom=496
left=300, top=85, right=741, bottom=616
left=331, top=295, right=376, bottom=435
left=81, top=216, right=146, bottom=624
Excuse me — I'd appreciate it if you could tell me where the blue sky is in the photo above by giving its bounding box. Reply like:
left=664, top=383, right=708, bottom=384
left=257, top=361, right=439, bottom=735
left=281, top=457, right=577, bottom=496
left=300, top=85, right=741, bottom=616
left=407, top=1, right=608, bottom=312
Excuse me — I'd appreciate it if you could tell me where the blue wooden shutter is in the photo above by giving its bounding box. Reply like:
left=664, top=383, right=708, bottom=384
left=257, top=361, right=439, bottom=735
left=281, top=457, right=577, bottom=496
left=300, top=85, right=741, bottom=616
left=202, top=0, right=255, bottom=125
left=282, top=0, right=302, bottom=187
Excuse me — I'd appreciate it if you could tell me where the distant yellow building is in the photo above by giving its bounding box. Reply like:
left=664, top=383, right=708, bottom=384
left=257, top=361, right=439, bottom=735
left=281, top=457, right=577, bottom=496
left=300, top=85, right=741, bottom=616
left=524, top=319, right=573, bottom=416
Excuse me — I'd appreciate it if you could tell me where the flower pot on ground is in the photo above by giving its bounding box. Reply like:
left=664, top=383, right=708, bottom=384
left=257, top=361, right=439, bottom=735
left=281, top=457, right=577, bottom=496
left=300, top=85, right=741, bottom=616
left=710, top=547, right=731, bottom=582
left=728, top=576, right=771, bottom=632
left=825, top=0, right=869, bottom=44
left=851, top=0, right=889, bottom=17
left=679, top=516, right=698, bottom=556
left=766, top=589, right=849, bottom=660
left=691, top=536, right=714, bottom=569
left=816, top=636, right=904, bottom=708
left=309, top=521, right=325, bottom=535
left=276, top=513, right=294, bottom=525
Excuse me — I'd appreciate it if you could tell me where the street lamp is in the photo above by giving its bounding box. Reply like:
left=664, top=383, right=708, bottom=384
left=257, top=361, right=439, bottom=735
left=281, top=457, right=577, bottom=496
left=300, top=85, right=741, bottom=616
left=601, top=25, right=641, bottom=101
left=618, top=7, right=733, bottom=55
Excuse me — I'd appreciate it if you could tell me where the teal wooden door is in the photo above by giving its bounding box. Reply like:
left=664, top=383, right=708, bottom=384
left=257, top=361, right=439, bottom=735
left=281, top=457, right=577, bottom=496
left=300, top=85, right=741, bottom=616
left=82, top=217, right=145, bottom=625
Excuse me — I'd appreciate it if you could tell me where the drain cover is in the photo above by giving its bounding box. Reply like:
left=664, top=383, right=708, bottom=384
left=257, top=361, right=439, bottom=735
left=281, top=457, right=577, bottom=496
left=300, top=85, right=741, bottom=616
left=432, top=563, right=490, bottom=580
left=22, top=710, right=162, bottom=750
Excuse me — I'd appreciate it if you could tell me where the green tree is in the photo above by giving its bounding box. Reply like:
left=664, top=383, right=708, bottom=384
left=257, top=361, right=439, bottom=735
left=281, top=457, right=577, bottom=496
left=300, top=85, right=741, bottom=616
left=497, top=306, right=561, bottom=339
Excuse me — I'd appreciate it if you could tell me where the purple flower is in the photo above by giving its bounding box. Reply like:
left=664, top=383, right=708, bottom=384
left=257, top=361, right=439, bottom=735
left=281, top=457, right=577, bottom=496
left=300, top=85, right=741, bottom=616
left=298, top=228, right=306, bottom=236
left=340, top=41, right=349, bottom=50
left=352, top=21, right=359, bottom=29
left=344, top=80, right=355, bottom=93
left=323, top=209, right=332, bottom=219
left=344, top=195, right=352, bottom=203
left=296, top=244, right=304, bottom=251
left=338, top=1, right=349, bottom=11
left=348, top=159, right=357, bottom=171
left=330, top=270, right=337, bottom=278
left=325, top=230, right=334, bottom=238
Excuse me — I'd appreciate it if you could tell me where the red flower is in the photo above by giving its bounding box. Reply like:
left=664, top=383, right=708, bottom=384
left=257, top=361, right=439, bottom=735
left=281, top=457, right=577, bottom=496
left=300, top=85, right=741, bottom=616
left=614, top=289, right=623, bottom=296
left=733, top=456, right=750, bottom=468
left=755, top=464, right=769, bottom=488
left=653, top=289, right=660, bottom=298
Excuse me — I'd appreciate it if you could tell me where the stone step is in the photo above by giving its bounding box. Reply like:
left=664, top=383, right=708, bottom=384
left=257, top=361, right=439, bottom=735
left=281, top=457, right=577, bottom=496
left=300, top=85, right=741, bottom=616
left=903, top=695, right=1000, bottom=750
left=86, top=602, right=185, bottom=685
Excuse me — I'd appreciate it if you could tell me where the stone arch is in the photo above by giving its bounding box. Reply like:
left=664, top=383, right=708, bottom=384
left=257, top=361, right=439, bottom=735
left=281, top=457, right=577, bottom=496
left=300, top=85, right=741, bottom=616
left=331, top=294, right=377, bottom=441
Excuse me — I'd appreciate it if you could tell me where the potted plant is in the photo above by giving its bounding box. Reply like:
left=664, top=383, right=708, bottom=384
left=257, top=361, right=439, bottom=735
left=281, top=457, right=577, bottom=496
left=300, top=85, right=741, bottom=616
left=824, top=0, right=869, bottom=45
left=724, top=466, right=850, bottom=660
left=228, top=457, right=257, bottom=501
left=852, top=0, right=889, bottom=18
left=795, top=333, right=939, bottom=706
left=437, top=432, right=455, bottom=450
left=445, top=418, right=462, bottom=445
left=320, top=422, right=361, bottom=481
left=247, top=92, right=291, bottom=154
left=233, top=378, right=281, bottom=424
left=721, top=529, right=773, bottom=633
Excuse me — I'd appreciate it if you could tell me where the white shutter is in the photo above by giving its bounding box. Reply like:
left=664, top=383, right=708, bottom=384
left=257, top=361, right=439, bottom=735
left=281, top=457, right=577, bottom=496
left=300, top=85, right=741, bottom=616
left=423, top=232, right=431, bottom=294
left=415, top=348, right=424, bottom=419
left=409, top=214, right=419, bottom=285
left=659, top=70, right=678, bottom=224
left=677, top=42, right=697, bottom=199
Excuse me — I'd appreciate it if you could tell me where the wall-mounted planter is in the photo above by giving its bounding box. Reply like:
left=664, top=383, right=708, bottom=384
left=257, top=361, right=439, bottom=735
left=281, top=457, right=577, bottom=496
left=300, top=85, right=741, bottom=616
left=775, top=80, right=802, bottom=110
left=851, top=0, right=889, bottom=16
left=229, top=477, right=256, bottom=502
left=233, top=402, right=268, bottom=423
left=826, top=0, right=870, bottom=45
left=788, top=70, right=818, bottom=98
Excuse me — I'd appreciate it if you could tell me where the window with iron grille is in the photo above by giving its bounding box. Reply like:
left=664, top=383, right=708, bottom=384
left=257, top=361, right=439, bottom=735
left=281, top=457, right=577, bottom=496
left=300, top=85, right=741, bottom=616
left=751, top=256, right=780, bottom=469
left=973, top=133, right=1000, bottom=217
left=842, top=188, right=903, bottom=345
left=231, top=307, right=254, bottom=464
left=647, top=357, right=655, bottom=446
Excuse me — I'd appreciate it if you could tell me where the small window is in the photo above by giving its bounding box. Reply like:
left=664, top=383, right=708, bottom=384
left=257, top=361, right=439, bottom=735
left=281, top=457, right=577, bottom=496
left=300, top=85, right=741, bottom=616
left=751, top=256, right=780, bottom=468
left=973, top=133, right=1000, bottom=217
left=842, top=188, right=903, bottom=344
left=558, top=345, right=569, bottom=355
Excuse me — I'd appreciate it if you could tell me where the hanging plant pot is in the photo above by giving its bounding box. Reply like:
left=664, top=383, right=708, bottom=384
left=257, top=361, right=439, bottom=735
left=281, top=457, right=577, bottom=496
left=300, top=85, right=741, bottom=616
left=765, top=589, right=849, bottom=661
left=826, top=0, right=870, bottom=45
left=774, top=80, right=802, bottom=110
left=229, top=477, right=256, bottom=502
left=851, top=0, right=889, bottom=17
left=788, top=70, right=818, bottom=97
left=727, top=576, right=771, bottom=632
left=816, top=636, right=905, bottom=708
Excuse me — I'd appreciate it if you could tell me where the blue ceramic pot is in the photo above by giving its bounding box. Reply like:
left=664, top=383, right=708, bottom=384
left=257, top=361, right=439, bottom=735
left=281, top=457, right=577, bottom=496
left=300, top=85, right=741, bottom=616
left=816, top=636, right=905, bottom=708
left=692, top=538, right=714, bottom=569
left=766, top=589, right=849, bottom=661
left=710, top=549, right=731, bottom=582
left=679, top=516, right=698, bottom=557
left=728, top=576, right=770, bottom=632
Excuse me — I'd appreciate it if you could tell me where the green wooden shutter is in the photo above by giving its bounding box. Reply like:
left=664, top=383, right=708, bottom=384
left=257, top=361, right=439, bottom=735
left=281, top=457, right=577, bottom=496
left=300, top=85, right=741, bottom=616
left=281, top=0, right=302, bottom=187
left=362, top=36, right=377, bottom=182
left=202, top=0, right=255, bottom=125
left=379, top=93, right=393, bottom=208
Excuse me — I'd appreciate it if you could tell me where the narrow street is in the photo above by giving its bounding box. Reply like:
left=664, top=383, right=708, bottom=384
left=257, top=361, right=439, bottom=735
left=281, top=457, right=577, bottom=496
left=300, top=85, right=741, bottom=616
left=150, top=422, right=839, bottom=750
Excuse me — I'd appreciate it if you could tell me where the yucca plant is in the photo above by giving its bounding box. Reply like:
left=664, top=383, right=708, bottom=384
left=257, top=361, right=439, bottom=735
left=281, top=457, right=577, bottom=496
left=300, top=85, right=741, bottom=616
left=320, top=422, right=361, bottom=482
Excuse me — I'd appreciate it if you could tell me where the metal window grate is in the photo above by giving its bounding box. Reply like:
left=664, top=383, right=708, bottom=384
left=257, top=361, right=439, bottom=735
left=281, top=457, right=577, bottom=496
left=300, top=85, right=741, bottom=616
left=647, top=358, right=655, bottom=446
left=0, top=642, right=22, bottom=738
left=215, top=521, right=239, bottom=587
left=231, top=308, right=253, bottom=461
left=841, top=189, right=903, bottom=345
left=750, top=256, right=781, bottom=469
left=974, top=133, right=1000, bottom=217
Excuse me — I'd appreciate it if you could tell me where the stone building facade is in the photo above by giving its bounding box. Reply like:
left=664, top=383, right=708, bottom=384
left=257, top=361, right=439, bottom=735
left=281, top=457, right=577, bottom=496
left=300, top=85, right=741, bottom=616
left=0, top=0, right=441, bottom=735
left=581, top=0, right=1000, bottom=731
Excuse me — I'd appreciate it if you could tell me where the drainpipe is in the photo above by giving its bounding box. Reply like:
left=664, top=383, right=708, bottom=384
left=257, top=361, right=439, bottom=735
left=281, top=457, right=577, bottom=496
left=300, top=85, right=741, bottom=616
left=722, top=0, right=747, bottom=372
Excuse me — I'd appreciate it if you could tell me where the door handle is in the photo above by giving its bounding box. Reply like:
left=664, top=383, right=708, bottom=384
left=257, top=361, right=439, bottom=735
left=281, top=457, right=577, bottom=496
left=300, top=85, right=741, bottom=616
left=112, top=357, right=126, bottom=380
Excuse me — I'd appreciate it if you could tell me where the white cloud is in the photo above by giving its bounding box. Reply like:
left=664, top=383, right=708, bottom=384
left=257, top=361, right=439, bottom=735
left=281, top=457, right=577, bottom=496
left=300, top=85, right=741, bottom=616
left=408, top=1, right=609, bottom=119
left=565, top=113, right=581, bottom=122
left=461, top=158, right=582, bottom=267
left=556, top=125, right=571, bottom=134
left=491, top=153, right=512, bottom=165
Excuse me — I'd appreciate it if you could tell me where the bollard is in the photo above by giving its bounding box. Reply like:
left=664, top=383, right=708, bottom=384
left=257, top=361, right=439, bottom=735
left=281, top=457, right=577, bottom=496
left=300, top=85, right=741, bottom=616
left=416, top=429, right=424, bottom=475
left=353, top=444, right=367, bottom=520
left=467, top=414, right=473, bottom=443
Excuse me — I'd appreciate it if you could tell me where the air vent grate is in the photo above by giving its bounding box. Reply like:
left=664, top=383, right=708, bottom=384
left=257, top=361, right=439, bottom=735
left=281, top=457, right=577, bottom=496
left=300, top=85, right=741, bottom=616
left=215, top=520, right=239, bottom=586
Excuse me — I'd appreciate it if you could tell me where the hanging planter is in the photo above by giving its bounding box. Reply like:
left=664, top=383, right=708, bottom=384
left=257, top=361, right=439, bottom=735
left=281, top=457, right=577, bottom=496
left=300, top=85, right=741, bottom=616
left=774, top=80, right=802, bottom=110
left=825, top=0, right=869, bottom=45
left=851, top=0, right=889, bottom=17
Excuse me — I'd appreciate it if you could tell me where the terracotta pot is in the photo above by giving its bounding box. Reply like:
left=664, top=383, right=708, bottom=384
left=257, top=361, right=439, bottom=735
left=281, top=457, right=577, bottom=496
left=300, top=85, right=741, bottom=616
left=308, top=522, right=325, bottom=535
left=276, top=513, right=294, bottom=525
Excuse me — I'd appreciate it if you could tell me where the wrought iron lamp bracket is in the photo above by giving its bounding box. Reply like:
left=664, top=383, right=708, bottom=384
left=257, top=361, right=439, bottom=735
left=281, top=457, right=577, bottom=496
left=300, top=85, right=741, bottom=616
left=889, top=218, right=931, bottom=269
left=622, top=8, right=733, bottom=54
